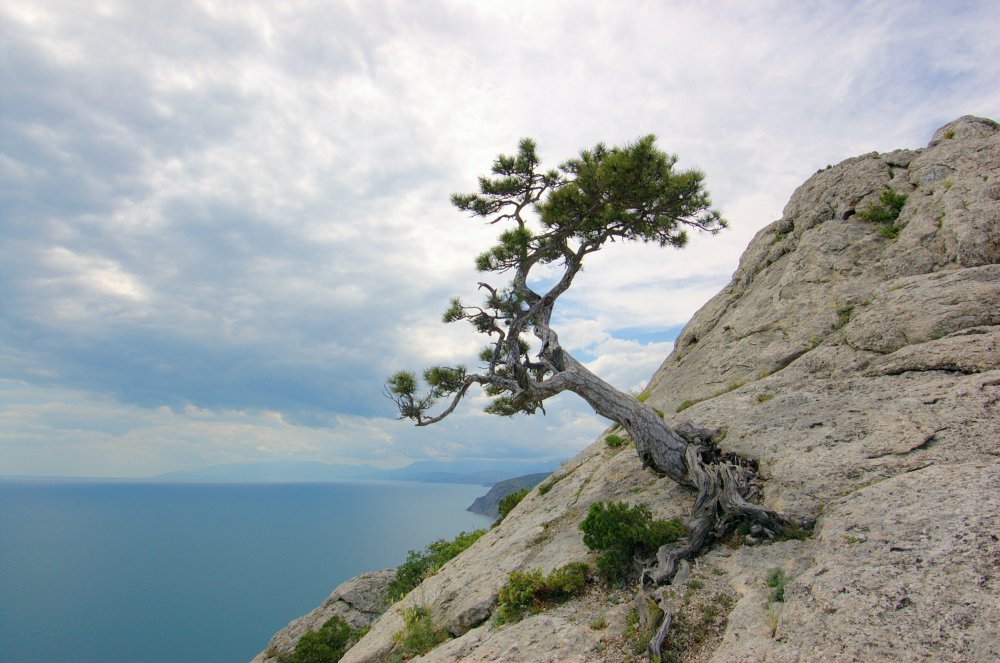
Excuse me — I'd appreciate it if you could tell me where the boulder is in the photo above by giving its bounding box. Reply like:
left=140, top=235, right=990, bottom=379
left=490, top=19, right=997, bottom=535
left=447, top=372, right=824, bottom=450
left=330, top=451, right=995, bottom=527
left=251, top=568, right=395, bottom=663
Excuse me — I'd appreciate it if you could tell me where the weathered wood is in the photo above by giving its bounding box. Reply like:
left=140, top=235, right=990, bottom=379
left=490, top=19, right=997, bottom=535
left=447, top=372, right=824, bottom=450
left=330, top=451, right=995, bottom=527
left=390, top=138, right=796, bottom=658
left=648, top=605, right=672, bottom=661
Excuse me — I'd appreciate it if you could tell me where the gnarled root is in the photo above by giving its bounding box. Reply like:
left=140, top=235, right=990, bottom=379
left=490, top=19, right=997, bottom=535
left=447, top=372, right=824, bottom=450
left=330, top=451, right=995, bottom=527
left=640, top=425, right=811, bottom=660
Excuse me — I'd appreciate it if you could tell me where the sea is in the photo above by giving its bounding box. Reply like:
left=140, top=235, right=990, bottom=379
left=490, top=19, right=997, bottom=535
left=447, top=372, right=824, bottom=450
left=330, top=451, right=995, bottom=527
left=0, top=479, right=493, bottom=663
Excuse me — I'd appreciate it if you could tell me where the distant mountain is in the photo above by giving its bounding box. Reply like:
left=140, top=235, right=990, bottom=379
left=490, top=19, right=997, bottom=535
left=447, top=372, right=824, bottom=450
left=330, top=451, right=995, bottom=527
left=154, top=459, right=561, bottom=485
left=154, top=461, right=379, bottom=483
left=466, top=473, right=550, bottom=518
left=378, top=459, right=558, bottom=486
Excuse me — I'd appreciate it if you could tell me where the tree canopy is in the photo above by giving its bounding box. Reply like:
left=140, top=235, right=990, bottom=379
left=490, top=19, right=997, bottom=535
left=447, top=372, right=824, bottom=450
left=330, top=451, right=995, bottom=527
left=384, top=137, right=803, bottom=661
left=386, top=135, right=726, bottom=426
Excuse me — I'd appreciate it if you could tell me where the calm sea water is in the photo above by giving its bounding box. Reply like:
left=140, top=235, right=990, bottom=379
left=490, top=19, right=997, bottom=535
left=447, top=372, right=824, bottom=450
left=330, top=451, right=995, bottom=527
left=0, top=480, right=492, bottom=663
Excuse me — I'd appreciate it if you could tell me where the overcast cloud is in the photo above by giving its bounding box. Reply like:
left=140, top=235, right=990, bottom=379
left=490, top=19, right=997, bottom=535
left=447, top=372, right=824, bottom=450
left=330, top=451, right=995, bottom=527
left=2, top=0, right=997, bottom=476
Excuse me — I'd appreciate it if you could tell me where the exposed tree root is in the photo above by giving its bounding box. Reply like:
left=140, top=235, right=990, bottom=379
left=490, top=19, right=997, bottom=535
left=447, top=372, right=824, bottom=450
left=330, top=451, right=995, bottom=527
left=384, top=136, right=801, bottom=663
left=637, top=423, right=810, bottom=660
left=648, top=605, right=673, bottom=661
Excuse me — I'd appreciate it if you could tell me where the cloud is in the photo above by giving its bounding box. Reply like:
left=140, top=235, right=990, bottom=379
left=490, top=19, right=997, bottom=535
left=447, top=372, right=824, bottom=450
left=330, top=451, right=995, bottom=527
left=1, top=0, right=998, bottom=476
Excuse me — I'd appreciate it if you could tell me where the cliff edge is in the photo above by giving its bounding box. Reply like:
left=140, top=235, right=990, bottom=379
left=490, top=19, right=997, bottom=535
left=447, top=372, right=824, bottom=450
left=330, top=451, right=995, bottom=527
left=258, top=115, right=1000, bottom=662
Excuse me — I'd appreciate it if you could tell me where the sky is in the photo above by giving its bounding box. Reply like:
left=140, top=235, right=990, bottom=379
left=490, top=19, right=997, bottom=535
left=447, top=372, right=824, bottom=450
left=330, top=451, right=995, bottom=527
left=1, top=0, right=998, bottom=477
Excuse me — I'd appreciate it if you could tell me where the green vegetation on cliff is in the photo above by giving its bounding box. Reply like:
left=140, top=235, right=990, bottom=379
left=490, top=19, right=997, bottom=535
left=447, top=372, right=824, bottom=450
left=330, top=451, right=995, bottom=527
left=382, top=529, right=486, bottom=603
left=580, top=501, right=686, bottom=584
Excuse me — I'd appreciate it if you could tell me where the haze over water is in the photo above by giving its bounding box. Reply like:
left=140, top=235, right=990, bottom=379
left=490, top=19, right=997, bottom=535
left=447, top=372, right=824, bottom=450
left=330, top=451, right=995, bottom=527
left=0, top=479, right=492, bottom=663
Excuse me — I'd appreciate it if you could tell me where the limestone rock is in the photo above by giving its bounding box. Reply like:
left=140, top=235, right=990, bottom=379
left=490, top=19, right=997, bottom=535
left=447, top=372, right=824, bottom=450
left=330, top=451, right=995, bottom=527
left=339, top=441, right=693, bottom=663
left=259, top=115, right=1000, bottom=662
left=250, top=568, right=394, bottom=663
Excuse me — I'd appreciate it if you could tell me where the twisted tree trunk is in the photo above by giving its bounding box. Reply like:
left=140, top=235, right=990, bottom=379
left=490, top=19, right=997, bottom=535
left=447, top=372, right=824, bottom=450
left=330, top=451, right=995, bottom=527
left=390, top=136, right=784, bottom=660
left=531, top=348, right=801, bottom=660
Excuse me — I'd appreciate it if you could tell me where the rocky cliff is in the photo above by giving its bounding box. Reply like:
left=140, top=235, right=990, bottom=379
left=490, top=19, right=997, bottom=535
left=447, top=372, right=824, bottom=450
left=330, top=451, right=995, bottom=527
left=255, top=116, right=999, bottom=662
left=467, top=473, right=551, bottom=518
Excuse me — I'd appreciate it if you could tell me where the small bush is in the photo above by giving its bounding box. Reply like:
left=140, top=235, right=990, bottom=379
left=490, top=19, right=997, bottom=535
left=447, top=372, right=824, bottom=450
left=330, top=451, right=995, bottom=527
left=496, top=488, right=529, bottom=522
left=858, top=189, right=907, bottom=239
left=537, top=470, right=569, bottom=496
left=545, top=561, right=589, bottom=594
left=284, top=615, right=354, bottom=663
left=496, top=570, right=545, bottom=623
left=391, top=606, right=447, bottom=659
left=579, top=501, right=685, bottom=584
left=773, top=522, right=810, bottom=542
left=495, top=562, right=590, bottom=624
left=604, top=433, right=626, bottom=448
left=878, top=224, right=901, bottom=239
left=383, top=529, right=486, bottom=603
left=834, top=304, right=854, bottom=330
left=766, top=568, right=788, bottom=603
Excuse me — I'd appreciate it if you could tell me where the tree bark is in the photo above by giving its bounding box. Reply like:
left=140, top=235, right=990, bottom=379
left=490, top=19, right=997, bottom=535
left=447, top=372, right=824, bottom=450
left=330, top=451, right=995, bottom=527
left=553, top=353, right=692, bottom=486
left=530, top=340, right=801, bottom=660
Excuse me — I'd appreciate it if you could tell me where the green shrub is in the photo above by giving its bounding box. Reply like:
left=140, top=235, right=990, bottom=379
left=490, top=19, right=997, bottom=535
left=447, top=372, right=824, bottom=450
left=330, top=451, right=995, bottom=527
left=766, top=568, right=788, bottom=603
left=383, top=529, right=486, bottom=603
left=537, top=471, right=568, bottom=495
left=858, top=189, right=907, bottom=239
left=391, top=606, right=447, bottom=659
left=496, top=570, right=545, bottom=624
left=634, top=389, right=652, bottom=402
left=284, top=615, right=353, bottom=663
left=579, top=501, right=685, bottom=584
left=772, top=522, right=810, bottom=542
left=834, top=304, right=854, bottom=330
left=544, top=561, right=589, bottom=594
left=496, top=488, right=529, bottom=522
left=878, top=224, right=901, bottom=239
left=604, top=433, right=625, bottom=448
left=495, top=562, right=590, bottom=624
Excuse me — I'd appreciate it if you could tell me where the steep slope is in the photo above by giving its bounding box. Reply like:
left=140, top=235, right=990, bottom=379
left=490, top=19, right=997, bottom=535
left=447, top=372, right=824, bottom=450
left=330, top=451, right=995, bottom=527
left=253, top=570, right=395, bottom=663
left=260, top=116, right=999, bottom=662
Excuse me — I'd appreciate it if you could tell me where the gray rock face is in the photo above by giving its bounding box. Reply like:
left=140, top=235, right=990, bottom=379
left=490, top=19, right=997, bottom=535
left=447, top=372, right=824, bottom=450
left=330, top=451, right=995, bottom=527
left=262, top=116, right=1000, bottom=662
left=250, top=569, right=394, bottom=663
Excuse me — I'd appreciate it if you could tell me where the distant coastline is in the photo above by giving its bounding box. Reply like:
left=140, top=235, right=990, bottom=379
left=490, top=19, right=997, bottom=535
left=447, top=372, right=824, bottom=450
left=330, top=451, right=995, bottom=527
left=1, top=458, right=562, bottom=487
left=466, top=473, right=550, bottom=518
